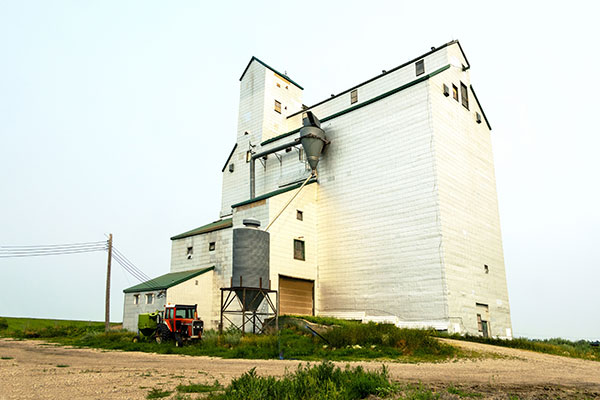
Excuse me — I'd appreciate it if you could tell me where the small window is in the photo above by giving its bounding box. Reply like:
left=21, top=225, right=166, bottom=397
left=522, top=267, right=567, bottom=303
left=415, top=59, right=425, bottom=76
left=293, top=239, right=305, bottom=261
left=146, top=293, right=154, bottom=305
left=246, top=151, right=252, bottom=163
left=228, top=163, right=234, bottom=172
left=296, top=210, right=303, bottom=221
left=476, top=112, right=482, bottom=124
left=186, top=246, right=193, bottom=259
left=195, top=280, right=198, bottom=286
left=209, top=242, right=216, bottom=251
left=452, top=84, right=459, bottom=101
left=460, top=82, right=469, bottom=109
left=484, top=264, right=489, bottom=274
left=350, top=89, right=358, bottom=104
left=133, top=294, right=139, bottom=305
left=276, top=83, right=281, bottom=88
left=274, top=100, right=281, bottom=114
left=443, top=84, right=450, bottom=97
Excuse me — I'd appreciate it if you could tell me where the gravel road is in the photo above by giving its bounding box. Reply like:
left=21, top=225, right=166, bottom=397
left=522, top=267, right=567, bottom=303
left=0, top=338, right=598, bottom=399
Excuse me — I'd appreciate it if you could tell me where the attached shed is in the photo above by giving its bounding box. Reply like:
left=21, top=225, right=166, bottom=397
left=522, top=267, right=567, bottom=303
left=122, top=267, right=214, bottom=332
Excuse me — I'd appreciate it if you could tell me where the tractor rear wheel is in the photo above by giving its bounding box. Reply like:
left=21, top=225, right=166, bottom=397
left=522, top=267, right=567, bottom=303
left=155, top=323, right=171, bottom=344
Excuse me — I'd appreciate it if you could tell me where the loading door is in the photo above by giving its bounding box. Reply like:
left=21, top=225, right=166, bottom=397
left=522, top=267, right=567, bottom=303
left=279, top=276, right=314, bottom=316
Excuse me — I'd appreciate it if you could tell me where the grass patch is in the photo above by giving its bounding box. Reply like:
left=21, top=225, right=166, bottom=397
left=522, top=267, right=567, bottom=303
left=56, top=364, right=69, bottom=368
left=1, top=356, right=14, bottom=360
left=206, top=361, right=393, bottom=400
left=177, top=381, right=222, bottom=393
left=146, top=387, right=172, bottom=399
left=0, top=315, right=461, bottom=362
left=436, top=332, right=600, bottom=362
left=447, top=385, right=483, bottom=397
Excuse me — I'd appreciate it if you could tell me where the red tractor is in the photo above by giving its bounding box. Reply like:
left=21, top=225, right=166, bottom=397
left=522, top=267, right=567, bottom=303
left=155, top=304, right=204, bottom=346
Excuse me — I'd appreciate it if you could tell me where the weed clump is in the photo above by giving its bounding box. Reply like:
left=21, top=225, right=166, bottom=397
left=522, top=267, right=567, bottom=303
left=0, top=318, right=8, bottom=330
left=208, top=361, right=392, bottom=400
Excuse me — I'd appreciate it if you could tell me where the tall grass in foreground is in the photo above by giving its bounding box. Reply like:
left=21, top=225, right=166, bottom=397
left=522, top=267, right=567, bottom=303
left=206, top=361, right=393, bottom=400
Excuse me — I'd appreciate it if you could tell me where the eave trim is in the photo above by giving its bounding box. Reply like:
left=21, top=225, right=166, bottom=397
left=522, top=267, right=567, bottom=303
left=262, top=64, right=451, bottom=145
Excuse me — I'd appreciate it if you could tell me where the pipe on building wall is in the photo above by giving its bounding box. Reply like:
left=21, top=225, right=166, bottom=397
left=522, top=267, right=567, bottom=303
left=249, top=139, right=300, bottom=199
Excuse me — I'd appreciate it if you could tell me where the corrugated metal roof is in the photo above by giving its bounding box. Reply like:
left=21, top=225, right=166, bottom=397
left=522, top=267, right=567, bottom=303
left=122, top=267, right=214, bottom=293
left=231, top=178, right=317, bottom=209
left=170, top=218, right=232, bottom=240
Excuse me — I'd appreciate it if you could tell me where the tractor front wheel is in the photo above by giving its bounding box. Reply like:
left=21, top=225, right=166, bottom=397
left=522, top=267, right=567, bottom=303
left=174, top=333, right=183, bottom=347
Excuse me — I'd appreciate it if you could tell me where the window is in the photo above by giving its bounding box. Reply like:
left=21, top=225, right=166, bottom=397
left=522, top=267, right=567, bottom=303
left=146, top=293, right=154, bottom=304
left=209, top=242, right=216, bottom=251
left=294, top=239, right=305, bottom=261
left=276, top=83, right=281, bottom=88
left=460, top=82, right=469, bottom=109
left=246, top=151, right=252, bottom=163
left=476, top=112, right=482, bottom=124
left=186, top=246, right=193, bottom=259
left=195, top=280, right=198, bottom=286
left=274, top=100, right=281, bottom=113
left=484, top=264, right=489, bottom=274
left=296, top=210, right=303, bottom=221
left=228, top=163, right=234, bottom=172
left=350, top=89, right=358, bottom=104
left=415, top=59, right=425, bottom=76
left=443, top=84, right=450, bottom=97
left=452, top=84, right=459, bottom=101
left=133, top=294, right=139, bottom=305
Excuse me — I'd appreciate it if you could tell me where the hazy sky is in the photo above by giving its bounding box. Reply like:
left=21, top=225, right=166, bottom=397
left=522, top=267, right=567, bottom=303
left=1, top=1, right=598, bottom=340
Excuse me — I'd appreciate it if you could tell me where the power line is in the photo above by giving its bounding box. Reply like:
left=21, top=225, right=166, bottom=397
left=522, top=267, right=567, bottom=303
left=0, top=246, right=107, bottom=258
left=0, top=241, right=106, bottom=249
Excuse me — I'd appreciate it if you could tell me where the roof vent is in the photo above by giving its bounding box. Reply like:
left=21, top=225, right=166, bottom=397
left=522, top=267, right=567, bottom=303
left=242, top=219, right=261, bottom=228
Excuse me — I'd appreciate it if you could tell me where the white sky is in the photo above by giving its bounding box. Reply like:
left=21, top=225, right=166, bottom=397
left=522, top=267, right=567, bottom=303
left=1, top=1, right=598, bottom=340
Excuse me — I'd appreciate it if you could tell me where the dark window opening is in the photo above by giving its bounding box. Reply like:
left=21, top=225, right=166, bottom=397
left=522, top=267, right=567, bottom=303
left=350, top=89, right=358, bottom=104
left=294, top=239, right=305, bottom=261
left=460, top=82, right=469, bottom=109
left=484, top=264, right=489, bottom=274
left=296, top=210, right=303, bottom=221
left=186, top=246, right=193, bottom=260
left=452, top=84, right=459, bottom=101
left=415, top=59, right=425, bottom=76
left=274, top=100, right=282, bottom=113
left=443, top=84, right=450, bottom=97
left=209, top=242, right=216, bottom=251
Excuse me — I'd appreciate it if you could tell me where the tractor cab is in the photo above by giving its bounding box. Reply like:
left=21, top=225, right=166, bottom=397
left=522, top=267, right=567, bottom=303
left=161, top=304, right=203, bottom=342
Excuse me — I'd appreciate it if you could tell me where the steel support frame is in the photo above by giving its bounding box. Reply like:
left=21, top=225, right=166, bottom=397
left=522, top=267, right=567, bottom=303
left=219, top=287, right=278, bottom=335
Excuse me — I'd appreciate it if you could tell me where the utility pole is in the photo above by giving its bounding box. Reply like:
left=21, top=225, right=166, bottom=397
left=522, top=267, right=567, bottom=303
left=105, top=233, right=112, bottom=332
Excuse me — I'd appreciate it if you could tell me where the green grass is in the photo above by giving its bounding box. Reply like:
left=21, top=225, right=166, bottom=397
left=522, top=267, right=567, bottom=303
left=436, top=332, right=600, bottom=362
left=1, top=356, right=14, bottom=360
left=56, top=364, right=69, bottom=368
left=176, top=381, right=222, bottom=393
left=1, top=316, right=461, bottom=362
left=206, top=361, right=394, bottom=400
left=447, top=385, right=483, bottom=397
left=146, top=387, right=172, bottom=399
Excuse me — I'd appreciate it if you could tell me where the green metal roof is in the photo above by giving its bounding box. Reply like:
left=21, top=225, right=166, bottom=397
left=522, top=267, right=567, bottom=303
left=170, top=218, right=233, bottom=240
left=231, top=178, right=317, bottom=209
left=261, top=64, right=451, bottom=145
left=239, top=56, right=304, bottom=90
left=123, top=267, right=215, bottom=293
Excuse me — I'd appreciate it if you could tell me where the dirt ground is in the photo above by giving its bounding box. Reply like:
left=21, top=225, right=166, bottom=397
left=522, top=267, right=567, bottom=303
left=0, top=338, right=599, bottom=399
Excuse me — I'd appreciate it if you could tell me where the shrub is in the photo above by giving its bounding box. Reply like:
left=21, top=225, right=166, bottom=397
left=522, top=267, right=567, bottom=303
left=0, top=318, right=8, bottom=330
left=208, top=361, right=393, bottom=400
